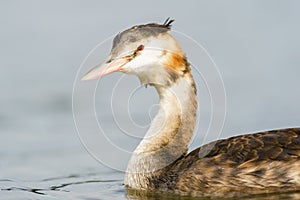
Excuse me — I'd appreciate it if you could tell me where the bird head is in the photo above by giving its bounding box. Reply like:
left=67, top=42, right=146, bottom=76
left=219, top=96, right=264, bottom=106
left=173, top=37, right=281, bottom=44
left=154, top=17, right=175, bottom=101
left=82, top=19, right=189, bottom=86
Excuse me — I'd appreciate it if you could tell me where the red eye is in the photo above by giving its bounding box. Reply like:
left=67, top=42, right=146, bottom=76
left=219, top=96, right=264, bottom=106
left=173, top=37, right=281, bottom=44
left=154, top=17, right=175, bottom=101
left=137, top=45, right=144, bottom=51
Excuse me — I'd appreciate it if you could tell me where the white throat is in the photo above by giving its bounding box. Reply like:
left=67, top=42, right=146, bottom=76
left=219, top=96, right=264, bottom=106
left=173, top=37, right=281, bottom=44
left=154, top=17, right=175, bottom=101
left=124, top=75, right=198, bottom=189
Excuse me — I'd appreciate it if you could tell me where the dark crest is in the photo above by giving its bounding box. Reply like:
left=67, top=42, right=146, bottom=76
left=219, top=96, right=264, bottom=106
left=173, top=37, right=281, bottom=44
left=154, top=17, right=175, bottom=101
left=129, top=18, right=175, bottom=31
left=163, top=17, right=175, bottom=29
left=111, top=19, right=175, bottom=56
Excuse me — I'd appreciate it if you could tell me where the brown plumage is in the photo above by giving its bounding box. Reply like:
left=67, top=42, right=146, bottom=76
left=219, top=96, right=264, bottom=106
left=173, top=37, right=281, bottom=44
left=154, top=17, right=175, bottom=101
left=147, top=128, right=300, bottom=197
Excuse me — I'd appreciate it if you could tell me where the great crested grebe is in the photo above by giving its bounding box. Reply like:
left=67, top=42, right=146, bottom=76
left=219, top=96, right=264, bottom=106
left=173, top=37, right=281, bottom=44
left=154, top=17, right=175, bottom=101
left=82, top=19, right=300, bottom=197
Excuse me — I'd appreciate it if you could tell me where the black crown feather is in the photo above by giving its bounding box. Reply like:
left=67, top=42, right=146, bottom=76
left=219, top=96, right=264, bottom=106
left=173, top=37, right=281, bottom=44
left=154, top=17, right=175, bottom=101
left=130, top=18, right=175, bottom=31
left=163, top=17, right=175, bottom=29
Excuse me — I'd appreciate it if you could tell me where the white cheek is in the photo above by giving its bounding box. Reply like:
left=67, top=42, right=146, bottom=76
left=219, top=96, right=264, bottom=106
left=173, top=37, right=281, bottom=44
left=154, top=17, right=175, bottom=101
left=135, top=53, right=154, bottom=67
left=122, top=50, right=161, bottom=72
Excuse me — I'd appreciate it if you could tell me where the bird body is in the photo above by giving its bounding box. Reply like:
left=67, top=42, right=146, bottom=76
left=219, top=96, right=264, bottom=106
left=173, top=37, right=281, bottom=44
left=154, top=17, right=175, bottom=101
left=82, top=19, right=300, bottom=197
left=147, top=128, right=300, bottom=197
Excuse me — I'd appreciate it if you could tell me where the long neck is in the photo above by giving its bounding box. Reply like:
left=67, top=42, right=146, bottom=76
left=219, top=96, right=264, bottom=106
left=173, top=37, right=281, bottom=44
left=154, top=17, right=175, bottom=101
left=124, top=72, right=198, bottom=189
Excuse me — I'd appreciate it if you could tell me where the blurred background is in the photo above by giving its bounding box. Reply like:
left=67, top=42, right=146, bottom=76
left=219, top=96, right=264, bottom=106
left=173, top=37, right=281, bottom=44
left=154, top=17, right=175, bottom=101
left=1, top=0, right=300, bottom=199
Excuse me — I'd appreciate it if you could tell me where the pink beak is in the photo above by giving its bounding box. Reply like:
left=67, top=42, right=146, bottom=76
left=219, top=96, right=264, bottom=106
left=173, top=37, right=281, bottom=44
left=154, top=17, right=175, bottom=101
left=81, top=57, right=129, bottom=80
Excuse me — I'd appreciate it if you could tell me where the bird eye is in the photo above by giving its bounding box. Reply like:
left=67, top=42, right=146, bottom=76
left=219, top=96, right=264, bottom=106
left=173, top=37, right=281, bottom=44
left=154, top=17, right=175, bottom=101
left=137, top=45, right=144, bottom=51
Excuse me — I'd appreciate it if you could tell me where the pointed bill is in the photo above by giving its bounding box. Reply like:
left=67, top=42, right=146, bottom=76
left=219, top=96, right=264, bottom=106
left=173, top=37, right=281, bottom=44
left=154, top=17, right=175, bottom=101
left=81, top=58, right=129, bottom=80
